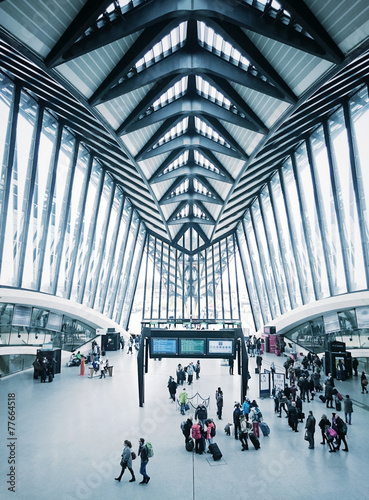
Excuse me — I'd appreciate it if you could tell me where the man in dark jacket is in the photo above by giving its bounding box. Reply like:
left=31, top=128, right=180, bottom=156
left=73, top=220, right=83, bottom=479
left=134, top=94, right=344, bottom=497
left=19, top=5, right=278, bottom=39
left=138, top=438, right=150, bottom=484
left=289, top=401, right=299, bottom=432
left=305, top=411, right=316, bottom=449
left=233, top=403, right=242, bottom=440
left=325, top=384, right=334, bottom=409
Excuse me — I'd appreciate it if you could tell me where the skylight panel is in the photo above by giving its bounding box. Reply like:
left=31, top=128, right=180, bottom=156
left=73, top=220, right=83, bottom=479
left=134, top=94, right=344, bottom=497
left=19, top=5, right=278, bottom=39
left=194, top=150, right=220, bottom=174
left=196, top=76, right=231, bottom=110
left=134, top=22, right=187, bottom=75
left=150, top=77, right=188, bottom=112
left=194, top=117, right=230, bottom=148
left=193, top=204, right=208, bottom=220
left=197, top=22, right=251, bottom=71
left=154, top=117, right=189, bottom=149
left=173, top=204, right=190, bottom=220
left=163, top=151, right=189, bottom=175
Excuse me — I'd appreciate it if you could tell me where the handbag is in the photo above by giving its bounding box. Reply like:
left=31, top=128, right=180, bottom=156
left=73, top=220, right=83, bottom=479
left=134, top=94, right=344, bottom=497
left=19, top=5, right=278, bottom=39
left=327, top=427, right=337, bottom=438
left=304, top=431, right=309, bottom=441
left=131, top=451, right=136, bottom=460
left=363, top=379, right=368, bottom=386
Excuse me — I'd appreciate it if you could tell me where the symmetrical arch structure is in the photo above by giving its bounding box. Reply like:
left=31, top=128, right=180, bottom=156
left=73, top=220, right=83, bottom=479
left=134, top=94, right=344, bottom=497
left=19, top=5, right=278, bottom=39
left=1, top=1, right=369, bottom=345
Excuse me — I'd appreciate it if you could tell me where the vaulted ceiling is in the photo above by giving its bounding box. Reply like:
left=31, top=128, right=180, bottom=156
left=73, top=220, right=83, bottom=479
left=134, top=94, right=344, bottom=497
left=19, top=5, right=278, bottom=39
left=1, top=0, right=369, bottom=253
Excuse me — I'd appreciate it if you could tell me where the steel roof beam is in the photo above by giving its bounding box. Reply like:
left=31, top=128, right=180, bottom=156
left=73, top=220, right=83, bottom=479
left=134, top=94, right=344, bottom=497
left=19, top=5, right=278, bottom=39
left=98, top=48, right=287, bottom=102
left=207, top=19, right=297, bottom=104
left=45, top=0, right=112, bottom=68
left=66, top=0, right=335, bottom=61
left=124, top=94, right=264, bottom=133
left=278, top=0, right=344, bottom=64
left=89, top=19, right=180, bottom=106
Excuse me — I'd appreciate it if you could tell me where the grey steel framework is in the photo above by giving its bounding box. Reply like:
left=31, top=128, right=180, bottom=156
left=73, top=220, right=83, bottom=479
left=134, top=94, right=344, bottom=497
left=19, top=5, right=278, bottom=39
left=1, top=2, right=369, bottom=335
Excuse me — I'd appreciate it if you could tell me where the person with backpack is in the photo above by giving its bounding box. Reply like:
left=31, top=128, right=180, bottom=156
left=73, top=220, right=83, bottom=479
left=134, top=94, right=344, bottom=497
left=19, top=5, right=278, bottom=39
left=181, top=417, right=193, bottom=443
left=334, top=414, right=348, bottom=451
left=195, top=404, right=208, bottom=427
left=205, top=419, right=216, bottom=451
left=138, top=438, right=150, bottom=484
left=250, top=404, right=262, bottom=438
left=179, top=387, right=188, bottom=415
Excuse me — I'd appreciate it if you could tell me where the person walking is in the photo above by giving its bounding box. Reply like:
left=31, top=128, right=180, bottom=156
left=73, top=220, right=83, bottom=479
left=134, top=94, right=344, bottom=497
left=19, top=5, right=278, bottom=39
left=256, top=354, right=263, bottom=373
left=318, top=414, right=331, bottom=445
left=115, top=440, right=136, bottom=482
left=168, top=376, right=177, bottom=402
left=138, top=438, right=150, bottom=484
left=361, top=372, right=368, bottom=393
left=305, top=410, right=316, bottom=449
left=352, top=358, right=359, bottom=377
left=325, top=383, right=334, bottom=408
left=343, top=395, right=353, bottom=425
left=195, top=360, right=201, bottom=380
left=179, top=387, right=188, bottom=415
left=233, top=403, right=242, bottom=440
left=216, top=388, right=224, bottom=420
left=334, top=414, right=348, bottom=452
left=289, top=401, right=299, bottom=432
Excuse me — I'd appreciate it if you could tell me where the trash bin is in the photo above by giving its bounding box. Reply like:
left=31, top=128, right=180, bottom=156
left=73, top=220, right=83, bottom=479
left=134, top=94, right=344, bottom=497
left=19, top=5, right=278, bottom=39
left=107, top=366, right=114, bottom=377
left=89, top=366, right=94, bottom=378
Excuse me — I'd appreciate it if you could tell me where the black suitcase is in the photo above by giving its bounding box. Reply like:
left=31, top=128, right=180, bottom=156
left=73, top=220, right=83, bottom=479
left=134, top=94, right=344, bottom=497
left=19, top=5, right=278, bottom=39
left=319, top=395, right=326, bottom=403
left=208, top=442, right=222, bottom=461
left=249, top=432, right=260, bottom=450
left=185, top=437, right=194, bottom=452
left=335, top=400, right=342, bottom=411
left=255, top=367, right=259, bottom=374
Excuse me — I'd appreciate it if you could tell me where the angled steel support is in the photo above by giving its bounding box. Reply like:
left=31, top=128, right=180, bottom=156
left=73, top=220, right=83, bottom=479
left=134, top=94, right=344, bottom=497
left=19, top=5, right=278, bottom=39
left=89, top=19, right=181, bottom=105
left=45, top=0, right=112, bottom=67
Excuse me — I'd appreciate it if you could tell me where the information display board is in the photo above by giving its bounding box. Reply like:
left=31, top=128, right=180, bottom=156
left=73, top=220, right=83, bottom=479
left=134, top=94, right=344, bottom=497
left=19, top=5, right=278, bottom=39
left=12, top=305, right=32, bottom=327
left=151, top=338, right=178, bottom=356
left=179, top=338, right=205, bottom=356
left=207, top=339, right=233, bottom=356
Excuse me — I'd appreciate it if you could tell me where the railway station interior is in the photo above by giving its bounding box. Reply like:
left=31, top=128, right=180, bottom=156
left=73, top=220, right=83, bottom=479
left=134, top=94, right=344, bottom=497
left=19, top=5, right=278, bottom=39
left=1, top=1, right=369, bottom=499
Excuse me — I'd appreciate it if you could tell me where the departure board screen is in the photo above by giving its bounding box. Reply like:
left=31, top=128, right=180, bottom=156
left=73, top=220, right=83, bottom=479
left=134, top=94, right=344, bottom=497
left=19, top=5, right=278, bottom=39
left=179, top=338, right=205, bottom=355
left=151, top=338, right=178, bottom=355
left=207, top=339, right=234, bottom=355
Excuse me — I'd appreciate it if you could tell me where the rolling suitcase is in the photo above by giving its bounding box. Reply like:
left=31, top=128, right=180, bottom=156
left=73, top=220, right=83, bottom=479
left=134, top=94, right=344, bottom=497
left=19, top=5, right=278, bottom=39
left=208, top=442, right=222, bottom=461
left=335, top=399, right=342, bottom=411
left=249, top=432, right=260, bottom=450
left=185, top=437, right=194, bottom=452
left=319, top=395, right=326, bottom=403
left=259, top=421, right=270, bottom=436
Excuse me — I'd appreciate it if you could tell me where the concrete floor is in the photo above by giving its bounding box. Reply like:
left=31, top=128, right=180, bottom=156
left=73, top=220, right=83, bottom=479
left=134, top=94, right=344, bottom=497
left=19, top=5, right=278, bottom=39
left=1, top=349, right=368, bottom=500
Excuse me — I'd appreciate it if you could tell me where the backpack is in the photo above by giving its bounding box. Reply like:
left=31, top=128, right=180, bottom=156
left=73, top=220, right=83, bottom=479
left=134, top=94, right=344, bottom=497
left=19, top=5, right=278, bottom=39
left=146, top=442, right=153, bottom=458
left=210, top=423, right=216, bottom=437
left=341, top=422, right=347, bottom=435
left=254, top=408, right=262, bottom=422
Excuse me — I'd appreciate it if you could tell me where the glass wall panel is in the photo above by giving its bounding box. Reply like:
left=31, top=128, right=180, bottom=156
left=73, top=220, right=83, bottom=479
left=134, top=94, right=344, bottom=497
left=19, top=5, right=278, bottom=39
left=220, top=239, right=231, bottom=318
left=260, top=187, right=290, bottom=314
left=104, top=198, right=131, bottom=318
left=69, top=155, right=101, bottom=302
left=2, top=91, right=37, bottom=286
left=94, top=187, right=124, bottom=313
left=294, top=143, right=330, bottom=299
left=83, top=172, right=113, bottom=308
left=310, top=126, right=346, bottom=294
left=328, top=107, right=366, bottom=291
left=114, top=214, right=139, bottom=323
left=349, top=86, right=369, bottom=274
left=236, top=224, right=263, bottom=330
left=244, top=211, right=271, bottom=323
left=22, top=111, right=58, bottom=289
left=281, top=159, right=315, bottom=304
left=57, top=146, right=90, bottom=298
left=251, top=198, right=280, bottom=318
left=40, top=129, right=75, bottom=294
left=270, top=172, right=302, bottom=309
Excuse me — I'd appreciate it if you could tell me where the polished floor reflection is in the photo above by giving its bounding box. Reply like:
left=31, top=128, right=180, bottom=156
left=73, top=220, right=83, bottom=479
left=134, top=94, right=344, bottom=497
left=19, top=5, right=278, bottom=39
left=1, top=350, right=368, bottom=500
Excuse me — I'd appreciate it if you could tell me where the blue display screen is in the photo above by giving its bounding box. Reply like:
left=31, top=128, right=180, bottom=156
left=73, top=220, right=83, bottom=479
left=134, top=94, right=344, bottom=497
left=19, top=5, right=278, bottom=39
left=151, top=338, right=178, bottom=355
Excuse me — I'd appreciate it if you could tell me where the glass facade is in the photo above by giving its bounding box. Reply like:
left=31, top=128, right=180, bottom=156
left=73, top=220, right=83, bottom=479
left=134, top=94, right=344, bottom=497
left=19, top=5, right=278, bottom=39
left=1, top=74, right=369, bottom=339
